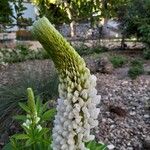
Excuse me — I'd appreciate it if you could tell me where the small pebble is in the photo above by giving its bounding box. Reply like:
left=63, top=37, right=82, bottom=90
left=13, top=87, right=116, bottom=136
left=107, top=144, right=115, bottom=150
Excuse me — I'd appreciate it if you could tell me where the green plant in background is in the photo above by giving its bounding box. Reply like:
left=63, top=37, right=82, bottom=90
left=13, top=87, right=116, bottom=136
left=110, top=55, right=126, bottom=68
left=3, top=88, right=56, bottom=150
left=128, top=59, right=144, bottom=79
left=93, top=46, right=108, bottom=54
left=0, top=45, right=49, bottom=64
left=32, top=17, right=106, bottom=150
left=0, top=0, right=13, bottom=31
left=76, top=44, right=92, bottom=56
left=75, top=44, right=108, bottom=56
left=143, top=48, right=150, bottom=60
left=0, top=68, right=58, bottom=133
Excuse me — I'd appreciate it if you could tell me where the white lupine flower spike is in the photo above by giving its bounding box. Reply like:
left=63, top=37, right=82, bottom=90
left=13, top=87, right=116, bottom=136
left=32, top=17, right=101, bottom=150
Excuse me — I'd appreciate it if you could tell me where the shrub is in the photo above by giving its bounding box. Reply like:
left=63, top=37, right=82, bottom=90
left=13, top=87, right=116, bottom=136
left=93, top=46, right=108, bottom=54
left=75, top=43, right=93, bottom=56
left=110, top=55, right=126, bottom=68
left=0, top=46, right=49, bottom=64
left=143, top=48, right=150, bottom=60
left=75, top=44, right=108, bottom=56
left=128, top=66, right=144, bottom=79
left=130, top=59, right=143, bottom=67
left=128, top=59, right=144, bottom=79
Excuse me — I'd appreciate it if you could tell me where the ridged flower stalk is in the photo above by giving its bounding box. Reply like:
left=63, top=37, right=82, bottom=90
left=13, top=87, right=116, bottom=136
left=32, top=17, right=101, bottom=150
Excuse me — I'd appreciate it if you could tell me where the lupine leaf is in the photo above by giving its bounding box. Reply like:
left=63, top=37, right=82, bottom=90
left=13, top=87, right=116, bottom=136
left=12, top=134, right=29, bottom=140
left=85, top=140, right=108, bottom=150
left=25, top=139, right=34, bottom=147
left=13, top=115, right=26, bottom=121
left=36, top=97, right=42, bottom=115
left=42, top=108, right=56, bottom=121
left=38, top=128, right=49, bottom=136
left=19, top=102, right=30, bottom=113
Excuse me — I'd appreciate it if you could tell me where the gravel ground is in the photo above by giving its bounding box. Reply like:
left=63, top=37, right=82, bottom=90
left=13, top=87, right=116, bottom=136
left=96, top=74, right=150, bottom=150
left=0, top=59, right=55, bottom=86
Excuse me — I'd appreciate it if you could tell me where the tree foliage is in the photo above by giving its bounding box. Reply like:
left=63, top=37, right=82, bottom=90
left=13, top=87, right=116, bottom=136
left=0, top=0, right=33, bottom=30
left=32, top=0, right=102, bottom=24
left=119, top=0, right=150, bottom=45
left=12, top=0, right=33, bottom=28
left=0, top=0, right=13, bottom=31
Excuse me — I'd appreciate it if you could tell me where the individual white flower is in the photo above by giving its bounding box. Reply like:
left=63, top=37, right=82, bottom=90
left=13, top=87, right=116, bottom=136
left=89, top=75, right=97, bottom=87
left=84, top=135, right=95, bottom=141
left=76, top=127, right=83, bottom=133
left=89, top=119, right=99, bottom=128
left=89, top=108, right=100, bottom=119
left=84, top=122, right=90, bottom=129
left=79, top=98, right=85, bottom=107
left=79, top=142, right=85, bottom=149
left=74, top=103, right=81, bottom=111
left=77, top=84, right=82, bottom=91
left=89, top=88, right=97, bottom=97
left=62, top=131, right=68, bottom=137
left=74, top=90, right=79, bottom=97
left=68, top=112, right=74, bottom=119
left=61, top=144, right=68, bottom=150
left=72, top=96, right=78, bottom=103
left=72, top=121, right=78, bottom=129
left=93, top=95, right=101, bottom=104
left=68, top=138, right=75, bottom=145
left=67, top=91, right=71, bottom=98
left=75, top=116, right=82, bottom=124
left=80, top=89, right=88, bottom=99
left=84, top=80, right=90, bottom=88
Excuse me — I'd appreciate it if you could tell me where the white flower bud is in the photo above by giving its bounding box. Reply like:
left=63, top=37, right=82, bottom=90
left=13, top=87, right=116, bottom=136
left=89, top=88, right=97, bottom=97
left=35, top=117, right=40, bottom=124
left=26, top=119, right=32, bottom=126
left=62, top=131, right=68, bottom=137
left=94, top=95, right=101, bottom=104
left=77, top=84, right=82, bottom=91
left=74, top=90, right=79, bottom=97
left=22, top=122, right=29, bottom=129
left=80, top=90, right=88, bottom=99
left=37, top=125, right=42, bottom=131
left=79, top=98, right=85, bottom=107
left=75, top=116, right=82, bottom=124
left=68, top=138, right=75, bottom=145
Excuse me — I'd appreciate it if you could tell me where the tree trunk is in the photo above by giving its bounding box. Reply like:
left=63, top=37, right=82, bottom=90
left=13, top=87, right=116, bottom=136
left=70, top=21, right=76, bottom=37
left=101, top=18, right=108, bottom=37
left=64, top=1, right=76, bottom=37
left=121, top=33, right=125, bottom=50
left=101, top=0, right=109, bottom=37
